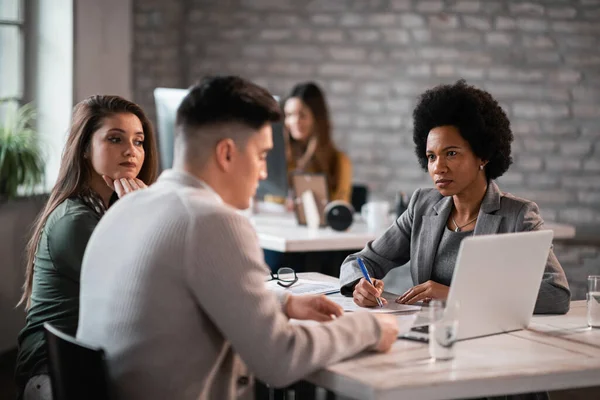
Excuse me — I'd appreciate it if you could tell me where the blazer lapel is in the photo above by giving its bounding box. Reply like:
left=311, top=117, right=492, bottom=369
left=416, top=196, right=453, bottom=284
left=473, top=181, right=503, bottom=236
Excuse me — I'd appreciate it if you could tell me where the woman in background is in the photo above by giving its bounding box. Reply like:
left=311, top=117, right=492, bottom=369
left=15, top=95, right=158, bottom=400
left=264, top=82, right=353, bottom=274
left=283, top=82, right=352, bottom=203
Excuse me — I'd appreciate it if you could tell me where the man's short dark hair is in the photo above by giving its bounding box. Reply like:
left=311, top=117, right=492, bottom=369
left=176, top=76, right=282, bottom=136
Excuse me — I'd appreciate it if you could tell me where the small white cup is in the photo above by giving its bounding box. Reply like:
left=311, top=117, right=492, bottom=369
left=361, top=201, right=390, bottom=232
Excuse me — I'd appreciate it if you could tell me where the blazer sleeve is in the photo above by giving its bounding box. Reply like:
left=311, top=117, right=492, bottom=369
left=331, top=152, right=352, bottom=203
left=516, top=202, right=571, bottom=314
left=339, top=189, right=419, bottom=295
left=184, top=210, right=382, bottom=388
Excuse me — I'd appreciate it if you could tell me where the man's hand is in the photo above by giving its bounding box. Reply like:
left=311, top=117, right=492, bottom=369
left=373, top=315, right=399, bottom=352
left=396, top=280, right=449, bottom=305
left=103, top=175, right=147, bottom=198
left=285, top=294, right=344, bottom=322
left=353, top=278, right=387, bottom=308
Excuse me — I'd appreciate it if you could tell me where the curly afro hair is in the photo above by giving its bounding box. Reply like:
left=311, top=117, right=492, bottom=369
left=412, top=80, right=513, bottom=180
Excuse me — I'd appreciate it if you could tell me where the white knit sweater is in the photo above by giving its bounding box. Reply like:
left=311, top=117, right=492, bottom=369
left=77, top=169, right=381, bottom=400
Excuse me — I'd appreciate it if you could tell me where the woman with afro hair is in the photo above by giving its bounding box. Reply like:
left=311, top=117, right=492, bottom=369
left=339, top=80, right=570, bottom=316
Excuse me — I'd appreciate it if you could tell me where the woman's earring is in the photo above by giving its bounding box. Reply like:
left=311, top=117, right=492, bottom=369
left=479, top=165, right=484, bottom=171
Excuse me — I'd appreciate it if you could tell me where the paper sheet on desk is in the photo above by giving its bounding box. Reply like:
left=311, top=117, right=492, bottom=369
left=326, top=292, right=421, bottom=314
left=289, top=313, right=418, bottom=337
left=265, top=279, right=340, bottom=295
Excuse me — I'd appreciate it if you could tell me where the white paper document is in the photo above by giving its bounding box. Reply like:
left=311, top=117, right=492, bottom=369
left=266, top=278, right=340, bottom=295
left=326, top=292, right=421, bottom=314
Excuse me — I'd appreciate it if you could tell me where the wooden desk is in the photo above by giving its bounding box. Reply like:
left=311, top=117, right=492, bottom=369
left=251, top=213, right=577, bottom=253
left=298, top=274, right=599, bottom=400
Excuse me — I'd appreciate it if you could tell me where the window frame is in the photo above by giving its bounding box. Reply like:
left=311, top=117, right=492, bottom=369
left=0, top=0, right=25, bottom=106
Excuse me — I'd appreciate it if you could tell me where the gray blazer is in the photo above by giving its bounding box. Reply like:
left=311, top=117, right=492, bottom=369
left=340, top=181, right=571, bottom=314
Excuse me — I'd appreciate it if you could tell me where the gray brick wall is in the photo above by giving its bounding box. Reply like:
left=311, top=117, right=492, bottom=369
left=554, top=242, right=600, bottom=300
left=132, top=0, right=600, bottom=234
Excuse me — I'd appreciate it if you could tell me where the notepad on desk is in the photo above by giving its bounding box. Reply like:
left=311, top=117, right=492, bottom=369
left=266, top=279, right=340, bottom=295
left=326, top=292, right=421, bottom=314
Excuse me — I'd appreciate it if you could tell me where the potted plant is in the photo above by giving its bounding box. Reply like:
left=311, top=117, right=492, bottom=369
left=0, top=100, right=45, bottom=201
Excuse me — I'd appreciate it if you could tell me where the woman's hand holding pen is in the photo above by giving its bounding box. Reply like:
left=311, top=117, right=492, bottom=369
left=353, top=278, right=387, bottom=308
left=396, top=280, right=449, bottom=305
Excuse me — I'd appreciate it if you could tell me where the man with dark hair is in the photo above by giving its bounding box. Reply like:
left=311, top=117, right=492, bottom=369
left=77, top=76, right=399, bottom=400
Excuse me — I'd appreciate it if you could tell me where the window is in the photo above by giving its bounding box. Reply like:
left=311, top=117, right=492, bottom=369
left=0, top=0, right=24, bottom=118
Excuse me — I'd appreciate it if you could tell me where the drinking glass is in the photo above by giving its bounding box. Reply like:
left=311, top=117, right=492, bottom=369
left=429, top=299, right=459, bottom=361
left=587, top=276, right=600, bottom=328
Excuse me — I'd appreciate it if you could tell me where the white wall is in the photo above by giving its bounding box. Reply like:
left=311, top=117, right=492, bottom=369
left=74, top=0, right=132, bottom=102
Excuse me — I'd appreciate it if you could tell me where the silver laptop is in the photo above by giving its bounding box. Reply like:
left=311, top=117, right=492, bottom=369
left=403, top=230, right=553, bottom=341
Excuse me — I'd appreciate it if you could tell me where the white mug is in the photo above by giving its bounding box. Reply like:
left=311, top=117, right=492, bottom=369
left=361, top=201, right=390, bottom=232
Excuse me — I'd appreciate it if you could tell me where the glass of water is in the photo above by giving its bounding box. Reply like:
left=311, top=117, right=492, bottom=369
left=429, top=299, right=459, bottom=361
left=587, top=276, right=600, bottom=328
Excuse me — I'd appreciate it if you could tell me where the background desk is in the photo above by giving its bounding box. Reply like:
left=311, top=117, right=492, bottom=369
left=250, top=212, right=576, bottom=253
left=299, top=273, right=599, bottom=400
left=250, top=213, right=381, bottom=253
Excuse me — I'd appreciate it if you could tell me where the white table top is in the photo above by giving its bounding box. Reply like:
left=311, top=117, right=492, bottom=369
left=249, top=212, right=380, bottom=252
left=250, top=212, right=576, bottom=253
left=299, top=273, right=599, bottom=400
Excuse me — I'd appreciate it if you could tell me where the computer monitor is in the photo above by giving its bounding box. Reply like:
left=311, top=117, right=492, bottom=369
left=153, top=88, right=288, bottom=199
left=256, top=120, right=288, bottom=200
left=153, top=87, right=187, bottom=171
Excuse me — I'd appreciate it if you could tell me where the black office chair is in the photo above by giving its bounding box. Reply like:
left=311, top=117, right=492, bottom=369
left=351, top=184, right=368, bottom=213
left=44, top=322, right=111, bottom=400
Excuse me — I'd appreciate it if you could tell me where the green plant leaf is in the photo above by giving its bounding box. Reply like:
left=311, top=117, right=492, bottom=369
left=0, top=102, right=45, bottom=199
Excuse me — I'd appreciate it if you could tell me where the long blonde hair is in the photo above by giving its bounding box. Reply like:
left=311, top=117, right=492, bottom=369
left=18, top=95, right=158, bottom=310
left=284, top=82, right=341, bottom=195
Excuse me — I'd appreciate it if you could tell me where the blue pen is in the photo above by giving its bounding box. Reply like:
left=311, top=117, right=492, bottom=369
left=357, top=257, right=384, bottom=308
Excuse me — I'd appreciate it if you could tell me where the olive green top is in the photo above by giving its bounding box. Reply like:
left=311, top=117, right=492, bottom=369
left=15, top=197, right=100, bottom=391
